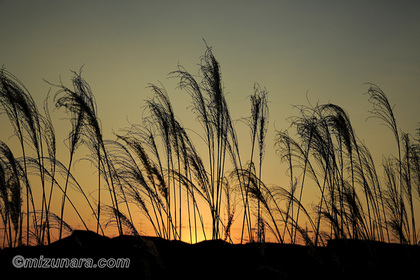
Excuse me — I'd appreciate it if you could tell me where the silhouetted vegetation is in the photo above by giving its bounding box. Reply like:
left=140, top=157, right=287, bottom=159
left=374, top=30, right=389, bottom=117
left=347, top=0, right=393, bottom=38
left=0, top=45, right=419, bottom=248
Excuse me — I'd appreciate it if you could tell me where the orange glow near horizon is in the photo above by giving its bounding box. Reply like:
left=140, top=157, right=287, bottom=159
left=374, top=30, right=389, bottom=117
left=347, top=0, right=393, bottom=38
left=1, top=1, right=420, bottom=248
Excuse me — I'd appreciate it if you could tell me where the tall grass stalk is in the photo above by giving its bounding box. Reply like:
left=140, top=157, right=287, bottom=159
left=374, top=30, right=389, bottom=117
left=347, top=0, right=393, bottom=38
left=171, top=45, right=244, bottom=240
left=1, top=47, right=419, bottom=247
left=366, top=84, right=403, bottom=242
left=0, top=69, right=50, bottom=244
left=54, top=70, right=123, bottom=236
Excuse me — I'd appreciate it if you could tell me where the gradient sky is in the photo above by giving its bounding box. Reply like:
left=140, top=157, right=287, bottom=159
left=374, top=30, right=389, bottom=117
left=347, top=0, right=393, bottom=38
left=1, top=0, right=420, bottom=241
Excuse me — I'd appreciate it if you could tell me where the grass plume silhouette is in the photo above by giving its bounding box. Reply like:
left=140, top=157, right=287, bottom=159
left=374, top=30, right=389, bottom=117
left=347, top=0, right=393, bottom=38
left=0, top=46, right=419, bottom=249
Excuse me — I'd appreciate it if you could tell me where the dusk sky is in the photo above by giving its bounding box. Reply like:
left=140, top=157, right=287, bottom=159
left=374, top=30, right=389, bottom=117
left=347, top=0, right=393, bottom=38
left=1, top=0, right=419, bottom=240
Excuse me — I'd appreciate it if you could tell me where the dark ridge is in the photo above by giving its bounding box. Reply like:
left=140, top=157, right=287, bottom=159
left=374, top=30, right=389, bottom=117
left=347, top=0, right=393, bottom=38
left=49, top=230, right=111, bottom=249
left=1, top=231, right=419, bottom=279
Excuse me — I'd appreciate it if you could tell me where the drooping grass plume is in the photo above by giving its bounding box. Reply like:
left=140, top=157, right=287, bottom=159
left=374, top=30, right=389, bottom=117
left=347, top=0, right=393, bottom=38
left=274, top=99, right=401, bottom=244
left=53, top=69, right=123, bottom=235
left=366, top=84, right=404, bottom=242
left=102, top=205, right=139, bottom=236
left=243, top=84, right=269, bottom=242
left=0, top=46, right=418, bottom=248
left=52, top=79, right=84, bottom=239
left=0, top=140, right=23, bottom=247
left=41, top=93, right=58, bottom=240
left=171, top=45, right=232, bottom=240
left=116, top=128, right=172, bottom=239
left=0, top=68, right=50, bottom=244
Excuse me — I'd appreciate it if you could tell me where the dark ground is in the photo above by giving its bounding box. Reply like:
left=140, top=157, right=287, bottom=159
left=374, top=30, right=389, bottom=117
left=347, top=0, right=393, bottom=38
left=1, top=230, right=419, bottom=279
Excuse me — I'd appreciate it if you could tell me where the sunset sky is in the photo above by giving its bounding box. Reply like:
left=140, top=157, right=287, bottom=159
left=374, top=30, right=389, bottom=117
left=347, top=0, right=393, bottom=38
left=1, top=0, right=419, bottom=242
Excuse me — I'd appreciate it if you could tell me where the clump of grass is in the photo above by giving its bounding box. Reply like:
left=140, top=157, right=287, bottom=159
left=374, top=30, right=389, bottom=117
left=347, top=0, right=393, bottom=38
left=0, top=68, right=50, bottom=245
left=53, top=70, right=125, bottom=236
left=0, top=140, right=23, bottom=247
left=0, top=46, right=418, bottom=247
